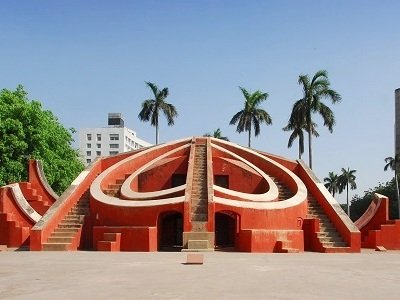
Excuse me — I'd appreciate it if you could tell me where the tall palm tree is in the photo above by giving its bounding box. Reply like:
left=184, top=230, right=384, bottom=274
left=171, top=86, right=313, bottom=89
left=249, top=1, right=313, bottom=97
left=283, top=105, right=319, bottom=159
left=324, top=172, right=341, bottom=197
left=292, top=70, right=341, bottom=169
left=204, top=128, right=229, bottom=141
left=229, top=87, right=272, bottom=148
left=339, top=167, right=357, bottom=217
left=138, top=82, right=178, bottom=144
left=384, top=154, right=400, bottom=217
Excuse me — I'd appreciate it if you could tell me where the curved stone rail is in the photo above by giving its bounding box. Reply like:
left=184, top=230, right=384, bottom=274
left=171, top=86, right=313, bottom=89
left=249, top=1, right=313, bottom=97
left=354, top=193, right=384, bottom=230
left=91, top=138, right=192, bottom=207
left=211, top=143, right=279, bottom=202
left=34, top=160, right=59, bottom=201
left=120, top=144, right=190, bottom=199
left=210, top=138, right=307, bottom=209
left=7, top=183, right=41, bottom=223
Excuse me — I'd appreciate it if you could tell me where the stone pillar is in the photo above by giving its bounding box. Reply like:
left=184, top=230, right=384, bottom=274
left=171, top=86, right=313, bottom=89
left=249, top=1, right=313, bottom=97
left=396, top=88, right=400, bottom=156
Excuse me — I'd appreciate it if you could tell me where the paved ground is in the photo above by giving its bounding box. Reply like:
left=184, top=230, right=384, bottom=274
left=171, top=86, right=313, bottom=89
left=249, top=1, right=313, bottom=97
left=0, top=250, right=399, bottom=299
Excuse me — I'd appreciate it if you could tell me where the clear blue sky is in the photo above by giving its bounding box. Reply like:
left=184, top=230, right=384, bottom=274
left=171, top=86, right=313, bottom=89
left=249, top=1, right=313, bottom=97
left=1, top=0, right=399, bottom=203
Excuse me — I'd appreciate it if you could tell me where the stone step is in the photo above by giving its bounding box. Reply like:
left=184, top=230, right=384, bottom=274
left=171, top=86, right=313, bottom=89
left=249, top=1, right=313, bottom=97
left=59, top=219, right=81, bottom=225
left=51, top=231, right=77, bottom=237
left=322, top=241, right=347, bottom=247
left=191, top=213, right=208, bottom=222
left=58, top=223, right=82, bottom=229
left=47, top=236, right=74, bottom=243
left=42, top=243, right=70, bottom=251
left=318, top=236, right=343, bottom=243
left=191, top=205, right=208, bottom=214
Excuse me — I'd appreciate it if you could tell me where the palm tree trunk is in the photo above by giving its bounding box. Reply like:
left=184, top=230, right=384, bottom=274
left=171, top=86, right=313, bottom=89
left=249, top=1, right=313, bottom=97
left=248, top=127, right=251, bottom=148
left=308, top=123, right=313, bottom=169
left=298, top=141, right=302, bottom=160
left=346, top=183, right=350, bottom=217
left=155, top=122, right=159, bottom=145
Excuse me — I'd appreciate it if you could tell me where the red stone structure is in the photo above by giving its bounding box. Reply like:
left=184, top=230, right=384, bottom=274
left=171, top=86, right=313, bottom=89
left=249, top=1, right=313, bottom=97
left=355, top=193, right=400, bottom=250
left=1, top=137, right=362, bottom=252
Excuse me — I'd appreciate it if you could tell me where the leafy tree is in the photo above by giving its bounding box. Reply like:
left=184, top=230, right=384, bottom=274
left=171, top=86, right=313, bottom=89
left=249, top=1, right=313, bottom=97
left=350, top=179, right=397, bottom=221
left=283, top=106, right=319, bottom=159
left=203, top=128, right=229, bottom=141
left=0, top=85, right=84, bottom=194
left=324, top=172, right=341, bottom=197
left=138, top=82, right=178, bottom=144
left=339, top=167, right=357, bottom=217
left=384, top=154, right=400, bottom=217
left=229, top=87, right=272, bottom=148
left=291, top=70, right=341, bottom=169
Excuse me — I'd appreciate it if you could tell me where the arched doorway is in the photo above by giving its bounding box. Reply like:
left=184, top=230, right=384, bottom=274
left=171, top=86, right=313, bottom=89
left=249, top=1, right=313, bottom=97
left=158, top=212, right=183, bottom=251
left=215, top=212, right=237, bottom=250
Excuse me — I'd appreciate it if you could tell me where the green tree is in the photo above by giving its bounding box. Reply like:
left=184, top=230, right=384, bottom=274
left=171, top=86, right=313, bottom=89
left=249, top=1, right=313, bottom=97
left=229, top=87, right=272, bottom=148
left=324, top=172, right=341, bottom=197
left=339, top=167, right=357, bottom=217
left=291, top=70, right=341, bottom=169
left=350, top=179, right=397, bottom=221
left=203, top=128, right=229, bottom=141
left=138, top=82, right=178, bottom=144
left=0, top=85, right=84, bottom=194
left=283, top=106, right=319, bottom=159
left=384, top=154, right=400, bottom=217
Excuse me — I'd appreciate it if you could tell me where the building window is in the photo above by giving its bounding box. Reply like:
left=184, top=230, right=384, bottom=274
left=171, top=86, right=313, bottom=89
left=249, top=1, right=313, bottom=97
left=109, top=151, right=119, bottom=156
left=86, top=159, right=91, bottom=163
left=97, top=143, right=101, bottom=148
left=97, top=134, right=101, bottom=141
left=110, top=134, right=119, bottom=141
left=110, top=144, right=119, bottom=149
left=86, top=151, right=91, bottom=156
left=87, top=134, right=92, bottom=141
left=87, top=143, right=91, bottom=148
left=96, top=151, right=101, bottom=156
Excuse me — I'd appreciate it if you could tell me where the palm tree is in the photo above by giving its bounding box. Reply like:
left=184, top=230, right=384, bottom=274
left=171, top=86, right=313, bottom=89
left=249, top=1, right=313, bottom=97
left=204, top=128, right=229, bottom=141
left=138, top=82, right=178, bottom=144
left=283, top=105, right=319, bottom=159
left=229, top=87, right=272, bottom=148
left=384, top=154, right=400, bottom=217
left=292, top=70, right=341, bottom=169
left=324, top=172, right=341, bottom=197
left=339, top=168, right=357, bottom=217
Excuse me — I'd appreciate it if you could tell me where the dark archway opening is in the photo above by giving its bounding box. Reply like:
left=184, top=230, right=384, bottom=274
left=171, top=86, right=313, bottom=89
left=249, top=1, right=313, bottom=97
left=158, top=212, right=183, bottom=251
left=215, top=212, right=236, bottom=250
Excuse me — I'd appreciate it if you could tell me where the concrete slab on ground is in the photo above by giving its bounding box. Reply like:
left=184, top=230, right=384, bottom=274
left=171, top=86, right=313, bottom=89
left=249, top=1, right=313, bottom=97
left=0, top=250, right=399, bottom=299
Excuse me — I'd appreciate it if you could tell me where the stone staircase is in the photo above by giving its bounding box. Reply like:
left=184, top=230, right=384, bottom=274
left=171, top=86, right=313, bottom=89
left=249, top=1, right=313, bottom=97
left=19, top=182, right=51, bottom=216
left=307, top=196, right=348, bottom=251
left=0, top=213, right=30, bottom=248
left=183, top=141, right=214, bottom=252
left=42, top=191, right=90, bottom=251
left=103, top=175, right=130, bottom=197
left=190, top=143, right=208, bottom=229
left=270, top=176, right=293, bottom=200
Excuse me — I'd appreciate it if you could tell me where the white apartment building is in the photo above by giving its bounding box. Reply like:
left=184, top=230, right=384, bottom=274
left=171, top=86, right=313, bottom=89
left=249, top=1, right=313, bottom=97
left=78, top=113, right=152, bottom=164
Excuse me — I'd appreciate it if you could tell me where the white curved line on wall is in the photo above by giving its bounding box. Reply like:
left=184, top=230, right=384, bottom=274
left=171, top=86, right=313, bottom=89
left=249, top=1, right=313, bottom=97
left=7, top=183, right=41, bottom=223
left=210, top=138, right=307, bottom=208
left=211, top=143, right=279, bottom=202
left=120, top=144, right=190, bottom=199
left=91, top=138, right=192, bottom=207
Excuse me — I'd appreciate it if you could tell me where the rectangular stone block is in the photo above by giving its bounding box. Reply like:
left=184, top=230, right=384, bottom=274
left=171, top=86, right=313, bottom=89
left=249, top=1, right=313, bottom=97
left=188, top=240, right=209, bottom=250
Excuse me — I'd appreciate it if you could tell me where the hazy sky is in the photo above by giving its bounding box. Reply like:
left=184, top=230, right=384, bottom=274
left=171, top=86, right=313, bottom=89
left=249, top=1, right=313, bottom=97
left=1, top=0, right=399, bottom=203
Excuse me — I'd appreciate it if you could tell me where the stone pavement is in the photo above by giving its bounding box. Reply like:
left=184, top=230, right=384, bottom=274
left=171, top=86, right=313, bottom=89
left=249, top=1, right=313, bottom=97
left=0, top=250, right=399, bottom=299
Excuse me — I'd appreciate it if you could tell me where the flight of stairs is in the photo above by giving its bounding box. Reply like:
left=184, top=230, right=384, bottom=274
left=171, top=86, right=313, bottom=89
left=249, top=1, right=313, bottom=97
left=103, top=175, right=129, bottom=197
left=270, top=176, right=293, bottom=200
left=42, top=191, right=90, bottom=251
left=190, top=143, right=208, bottom=230
left=19, top=182, right=51, bottom=216
left=0, top=213, right=30, bottom=248
left=182, top=141, right=214, bottom=252
left=307, top=196, right=348, bottom=251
